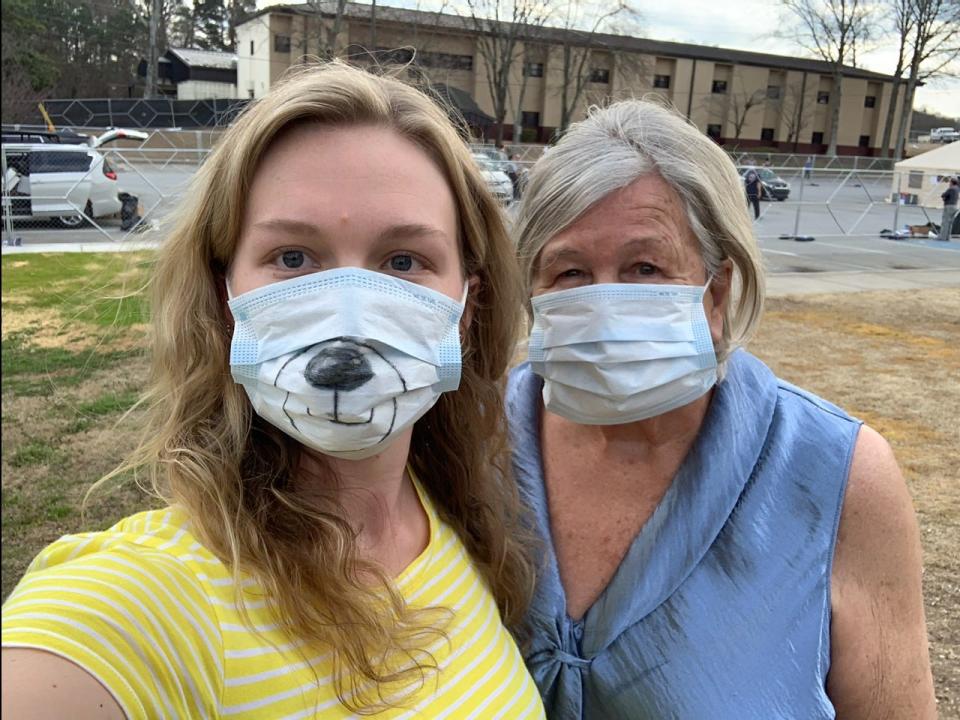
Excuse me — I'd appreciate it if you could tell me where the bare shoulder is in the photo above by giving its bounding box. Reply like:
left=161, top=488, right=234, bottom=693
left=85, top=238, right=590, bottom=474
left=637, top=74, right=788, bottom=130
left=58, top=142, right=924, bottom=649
left=1, top=647, right=126, bottom=720
left=827, top=425, right=936, bottom=719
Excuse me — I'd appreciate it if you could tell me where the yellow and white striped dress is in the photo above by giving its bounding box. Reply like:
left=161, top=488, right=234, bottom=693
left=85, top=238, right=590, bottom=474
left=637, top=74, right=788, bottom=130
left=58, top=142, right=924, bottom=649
left=2, top=483, right=545, bottom=719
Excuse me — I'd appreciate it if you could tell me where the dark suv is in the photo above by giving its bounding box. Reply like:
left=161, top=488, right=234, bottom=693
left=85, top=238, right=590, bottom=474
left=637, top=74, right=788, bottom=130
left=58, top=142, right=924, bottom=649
left=738, top=167, right=791, bottom=201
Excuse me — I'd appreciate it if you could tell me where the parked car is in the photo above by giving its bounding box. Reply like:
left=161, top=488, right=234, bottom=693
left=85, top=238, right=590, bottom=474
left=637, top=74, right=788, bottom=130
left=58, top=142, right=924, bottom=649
left=2, top=128, right=147, bottom=228
left=469, top=144, right=516, bottom=174
left=930, top=127, right=959, bottom=143
left=738, top=166, right=791, bottom=201
left=470, top=152, right=514, bottom=203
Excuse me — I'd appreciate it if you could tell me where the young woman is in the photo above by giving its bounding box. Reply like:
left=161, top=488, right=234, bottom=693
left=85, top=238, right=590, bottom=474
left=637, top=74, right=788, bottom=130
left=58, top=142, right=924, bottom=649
left=2, top=63, right=544, bottom=719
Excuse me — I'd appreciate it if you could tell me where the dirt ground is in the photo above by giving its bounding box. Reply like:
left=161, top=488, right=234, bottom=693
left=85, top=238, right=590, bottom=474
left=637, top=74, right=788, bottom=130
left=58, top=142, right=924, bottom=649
left=2, top=278, right=958, bottom=712
left=749, top=288, right=959, bottom=716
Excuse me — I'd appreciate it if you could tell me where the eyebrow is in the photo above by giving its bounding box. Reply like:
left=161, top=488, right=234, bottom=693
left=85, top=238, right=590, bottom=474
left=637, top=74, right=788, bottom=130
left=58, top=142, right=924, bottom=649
left=250, top=219, right=450, bottom=244
left=538, top=237, right=671, bottom=270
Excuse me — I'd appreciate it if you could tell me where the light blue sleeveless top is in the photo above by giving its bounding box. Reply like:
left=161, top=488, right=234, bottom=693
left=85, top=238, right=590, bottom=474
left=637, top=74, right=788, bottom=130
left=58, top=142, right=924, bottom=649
left=507, top=350, right=862, bottom=720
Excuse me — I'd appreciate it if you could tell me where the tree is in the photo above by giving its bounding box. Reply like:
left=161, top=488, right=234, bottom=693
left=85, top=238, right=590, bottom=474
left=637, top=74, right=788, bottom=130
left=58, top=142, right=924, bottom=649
left=465, top=0, right=553, bottom=143
left=781, top=80, right=813, bottom=148
left=891, top=0, right=960, bottom=159
left=2, top=0, right=144, bottom=111
left=728, top=86, right=767, bottom=140
left=779, top=0, right=873, bottom=155
left=550, top=0, right=636, bottom=134
left=145, top=0, right=161, bottom=96
left=878, top=0, right=913, bottom=156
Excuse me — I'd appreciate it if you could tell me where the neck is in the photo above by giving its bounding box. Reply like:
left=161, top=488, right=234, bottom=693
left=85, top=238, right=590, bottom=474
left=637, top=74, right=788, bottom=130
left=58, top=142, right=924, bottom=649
left=547, top=390, right=713, bottom=463
left=295, top=429, right=427, bottom=568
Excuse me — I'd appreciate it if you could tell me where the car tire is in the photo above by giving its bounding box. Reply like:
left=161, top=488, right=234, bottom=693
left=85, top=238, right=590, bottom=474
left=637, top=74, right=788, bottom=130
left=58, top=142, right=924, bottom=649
left=57, top=201, right=92, bottom=229
left=777, top=197, right=786, bottom=202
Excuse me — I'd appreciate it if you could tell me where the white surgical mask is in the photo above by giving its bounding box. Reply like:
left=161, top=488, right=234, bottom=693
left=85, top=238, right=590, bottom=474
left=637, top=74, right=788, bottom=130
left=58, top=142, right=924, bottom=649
left=528, top=281, right=717, bottom=425
left=228, top=268, right=466, bottom=459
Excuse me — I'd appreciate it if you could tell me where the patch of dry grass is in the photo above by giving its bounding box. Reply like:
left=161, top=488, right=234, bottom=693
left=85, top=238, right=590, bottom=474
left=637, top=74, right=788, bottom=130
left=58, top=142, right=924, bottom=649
left=2, top=253, right=957, bottom=711
left=749, top=288, right=960, bottom=714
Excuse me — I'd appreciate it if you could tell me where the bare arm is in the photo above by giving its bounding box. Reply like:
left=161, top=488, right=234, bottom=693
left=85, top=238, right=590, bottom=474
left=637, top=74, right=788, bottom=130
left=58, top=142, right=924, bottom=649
left=1, top=648, right=126, bottom=720
left=827, top=425, right=936, bottom=719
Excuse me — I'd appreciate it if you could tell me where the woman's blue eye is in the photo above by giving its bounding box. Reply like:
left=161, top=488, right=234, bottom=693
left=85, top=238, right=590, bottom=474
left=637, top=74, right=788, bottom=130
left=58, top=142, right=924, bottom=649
left=281, top=251, right=305, bottom=269
left=390, top=255, right=414, bottom=272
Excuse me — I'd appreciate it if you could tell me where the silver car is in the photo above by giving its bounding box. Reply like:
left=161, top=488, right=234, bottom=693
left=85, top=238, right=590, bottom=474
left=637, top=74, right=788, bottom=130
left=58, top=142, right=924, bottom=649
left=471, top=152, right=514, bottom=203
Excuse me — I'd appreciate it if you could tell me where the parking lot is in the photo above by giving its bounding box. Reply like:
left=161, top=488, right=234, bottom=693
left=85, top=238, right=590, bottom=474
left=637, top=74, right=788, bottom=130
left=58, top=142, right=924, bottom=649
left=3, top=161, right=959, bottom=275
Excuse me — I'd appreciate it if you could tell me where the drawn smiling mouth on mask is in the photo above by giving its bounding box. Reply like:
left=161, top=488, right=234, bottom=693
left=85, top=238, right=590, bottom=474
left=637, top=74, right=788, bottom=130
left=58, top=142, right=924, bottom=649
left=272, top=338, right=407, bottom=442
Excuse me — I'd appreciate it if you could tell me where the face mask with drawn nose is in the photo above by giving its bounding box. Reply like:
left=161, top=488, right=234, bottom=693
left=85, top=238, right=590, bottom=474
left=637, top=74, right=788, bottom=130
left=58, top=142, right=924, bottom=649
left=227, top=268, right=467, bottom=460
left=527, top=281, right=718, bottom=425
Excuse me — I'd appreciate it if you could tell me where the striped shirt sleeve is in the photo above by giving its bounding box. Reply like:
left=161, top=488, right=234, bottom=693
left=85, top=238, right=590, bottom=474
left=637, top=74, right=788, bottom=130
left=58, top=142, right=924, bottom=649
left=2, top=526, right=224, bottom=719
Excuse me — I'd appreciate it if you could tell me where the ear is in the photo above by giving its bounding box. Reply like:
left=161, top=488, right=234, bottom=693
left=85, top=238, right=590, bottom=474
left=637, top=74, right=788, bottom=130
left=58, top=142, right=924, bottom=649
left=459, top=274, right=481, bottom=339
left=216, top=271, right=235, bottom=338
left=706, top=260, right=733, bottom=346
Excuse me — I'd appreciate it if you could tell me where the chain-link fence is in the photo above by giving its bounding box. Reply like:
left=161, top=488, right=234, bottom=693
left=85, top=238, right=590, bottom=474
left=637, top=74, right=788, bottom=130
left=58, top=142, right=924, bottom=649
left=2, top=134, right=210, bottom=244
left=3, top=133, right=956, bottom=246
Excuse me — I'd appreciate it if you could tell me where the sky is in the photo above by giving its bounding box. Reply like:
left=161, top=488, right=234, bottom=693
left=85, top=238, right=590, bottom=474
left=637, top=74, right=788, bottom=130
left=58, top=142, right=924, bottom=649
left=637, top=0, right=959, bottom=120
left=363, top=0, right=959, bottom=121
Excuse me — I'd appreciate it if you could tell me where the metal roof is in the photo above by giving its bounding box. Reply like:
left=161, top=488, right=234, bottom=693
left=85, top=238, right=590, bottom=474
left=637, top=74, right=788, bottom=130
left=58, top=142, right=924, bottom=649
left=168, top=47, right=238, bottom=70
left=237, top=2, right=894, bottom=82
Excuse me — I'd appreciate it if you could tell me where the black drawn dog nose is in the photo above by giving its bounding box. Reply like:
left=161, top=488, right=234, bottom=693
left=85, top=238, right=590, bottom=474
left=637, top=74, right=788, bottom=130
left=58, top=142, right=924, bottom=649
left=304, top=346, right=374, bottom=391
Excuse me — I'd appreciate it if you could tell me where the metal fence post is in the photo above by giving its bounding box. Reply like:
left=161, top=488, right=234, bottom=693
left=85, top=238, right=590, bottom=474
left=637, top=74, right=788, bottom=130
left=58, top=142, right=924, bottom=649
left=1, top=147, right=18, bottom=245
left=892, top=171, right=901, bottom=232
left=792, top=170, right=806, bottom=239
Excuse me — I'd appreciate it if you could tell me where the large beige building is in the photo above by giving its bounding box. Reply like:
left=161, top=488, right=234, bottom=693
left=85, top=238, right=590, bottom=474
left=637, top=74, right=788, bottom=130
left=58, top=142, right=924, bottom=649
left=236, top=2, right=906, bottom=155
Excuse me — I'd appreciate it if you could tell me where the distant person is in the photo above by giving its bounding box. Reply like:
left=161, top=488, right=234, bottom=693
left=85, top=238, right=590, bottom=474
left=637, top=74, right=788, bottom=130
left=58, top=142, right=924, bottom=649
left=510, top=98, right=936, bottom=719
left=2, top=62, right=543, bottom=719
left=940, top=176, right=958, bottom=241
left=510, top=153, right=525, bottom=199
left=744, top=168, right=763, bottom=219
left=803, top=156, right=814, bottom=180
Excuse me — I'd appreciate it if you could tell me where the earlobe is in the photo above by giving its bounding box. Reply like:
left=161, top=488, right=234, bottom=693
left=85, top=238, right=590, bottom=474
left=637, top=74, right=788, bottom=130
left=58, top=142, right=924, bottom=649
left=707, top=261, right=732, bottom=343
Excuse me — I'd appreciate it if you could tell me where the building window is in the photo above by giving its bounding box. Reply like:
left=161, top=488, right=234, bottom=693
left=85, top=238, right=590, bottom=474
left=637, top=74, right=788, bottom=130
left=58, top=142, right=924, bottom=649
left=817, top=91, right=830, bottom=104
left=249, top=40, right=254, bottom=55
left=274, top=34, right=291, bottom=53
left=706, top=123, right=722, bottom=140
left=589, top=68, right=610, bottom=84
left=524, top=62, right=544, bottom=77
left=416, top=50, right=473, bottom=71
left=521, top=111, right=540, bottom=128
left=766, top=85, right=780, bottom=100
left=812, top=131, right=824, bottom=145
left=248, top=88, right=254, bottom=99
left=712, top=80, right=727, bottom=94
left=654, top=74, right=671, bottom=89
left=864, top=95, right=876, bottom=108
left=858, top=135, right=870, bottom=148
left=761, top=127, right=775, bottom=142
left=908, top=171, right=923, bottom=189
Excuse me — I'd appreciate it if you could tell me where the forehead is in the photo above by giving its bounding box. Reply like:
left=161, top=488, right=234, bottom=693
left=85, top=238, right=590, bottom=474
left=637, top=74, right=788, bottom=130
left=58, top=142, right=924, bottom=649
left=244, top=123, right=458, bottom=233
left=537, top=173, right=701, bottom=266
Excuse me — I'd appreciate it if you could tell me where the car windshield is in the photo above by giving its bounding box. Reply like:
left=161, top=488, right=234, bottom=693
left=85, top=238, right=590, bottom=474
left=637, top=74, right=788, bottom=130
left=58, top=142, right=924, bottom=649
left=757, top=169, right=778, bottom=180
left=471, top=154, right=495, bottom=171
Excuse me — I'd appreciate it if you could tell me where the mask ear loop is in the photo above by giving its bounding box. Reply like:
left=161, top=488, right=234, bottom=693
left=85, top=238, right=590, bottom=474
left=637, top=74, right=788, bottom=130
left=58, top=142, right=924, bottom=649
left=217, top=275, right=235, bottom=338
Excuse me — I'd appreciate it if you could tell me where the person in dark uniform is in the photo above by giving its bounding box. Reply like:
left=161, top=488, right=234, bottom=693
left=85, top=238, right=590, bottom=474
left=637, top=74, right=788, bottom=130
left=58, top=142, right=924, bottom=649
left=744, top=168, right=764, bottom=220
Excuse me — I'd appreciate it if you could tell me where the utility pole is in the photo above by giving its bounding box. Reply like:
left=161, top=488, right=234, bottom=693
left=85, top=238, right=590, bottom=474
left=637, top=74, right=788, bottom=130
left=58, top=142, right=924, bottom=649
left=371, top=0, right=377, bottom=53
left=145, top=0, right=160, bottom=98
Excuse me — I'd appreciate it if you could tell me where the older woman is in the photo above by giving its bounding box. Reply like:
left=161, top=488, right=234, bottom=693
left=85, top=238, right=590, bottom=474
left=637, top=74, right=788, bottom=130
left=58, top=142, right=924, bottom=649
left=510, top=100, right=936, bottom=719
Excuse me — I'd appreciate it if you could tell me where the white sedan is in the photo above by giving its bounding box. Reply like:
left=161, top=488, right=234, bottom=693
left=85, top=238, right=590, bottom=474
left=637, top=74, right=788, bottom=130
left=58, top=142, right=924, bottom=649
left=470, top=152, right=514, bottom=203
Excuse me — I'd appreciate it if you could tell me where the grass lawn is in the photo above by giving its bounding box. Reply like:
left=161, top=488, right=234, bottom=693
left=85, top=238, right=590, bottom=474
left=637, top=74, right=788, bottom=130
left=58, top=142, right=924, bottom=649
left=2, top=253, right=958, bottom=712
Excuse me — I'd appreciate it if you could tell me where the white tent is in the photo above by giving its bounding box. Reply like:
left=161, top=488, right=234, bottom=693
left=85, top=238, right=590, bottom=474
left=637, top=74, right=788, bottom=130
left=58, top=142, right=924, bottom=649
left=892, top=142, right=960, bottom=208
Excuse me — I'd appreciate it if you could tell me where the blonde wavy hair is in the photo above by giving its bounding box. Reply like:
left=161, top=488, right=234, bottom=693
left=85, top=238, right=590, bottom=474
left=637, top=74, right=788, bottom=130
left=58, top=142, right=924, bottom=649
left=113, top=62, right=534, bottom=713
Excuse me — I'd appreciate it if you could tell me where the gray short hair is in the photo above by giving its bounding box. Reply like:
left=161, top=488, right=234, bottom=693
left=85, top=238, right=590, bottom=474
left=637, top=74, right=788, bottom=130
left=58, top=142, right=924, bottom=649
left=514, top=99, right=765, bottom=375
